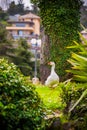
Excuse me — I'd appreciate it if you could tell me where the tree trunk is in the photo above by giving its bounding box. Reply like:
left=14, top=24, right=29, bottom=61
left=40, top=29, right=50, bottom=84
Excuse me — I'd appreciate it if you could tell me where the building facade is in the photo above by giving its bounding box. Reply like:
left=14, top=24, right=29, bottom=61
left=6, top=13, right=40, bottom=42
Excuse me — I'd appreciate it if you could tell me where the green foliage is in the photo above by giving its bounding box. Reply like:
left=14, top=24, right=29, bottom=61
left=7, top=1, right=24, bottom=15
left=67, top=53, right=87, bottom=82
left=60, top=82, right=84, bottom=113
left=67, top=33, right=87, bottom=82
left=32, top=0, right=82, bottom=80
left=60, top=81, right=87, bottom=129
left=69, top=89, right=87, bottom=112
left=0, top=58, right=46, bottom=130
left=0, top=24, right=13, bottom=58
left=0, top=30, right=34, bottom=77
left=10, top=38, right=34, bottom=76
left=7, top=1, right=17, bottom=15
left=0, top=24, right=8, bottom=43
left=0, top=26, right=34, bottom=77
left=36, top=85, right=63, bottom=110
left=61, top=34, right=87, bottom=129
left=35, top=81, right=87, bottom=129
left=0, top=7, right=9, bottom=21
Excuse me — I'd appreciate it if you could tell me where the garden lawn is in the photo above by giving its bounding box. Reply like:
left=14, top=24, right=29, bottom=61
left=35, top=85, right=63, bottom=110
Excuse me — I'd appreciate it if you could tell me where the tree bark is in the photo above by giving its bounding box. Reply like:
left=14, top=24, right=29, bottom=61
left=40, top=29, right=50, bottom=84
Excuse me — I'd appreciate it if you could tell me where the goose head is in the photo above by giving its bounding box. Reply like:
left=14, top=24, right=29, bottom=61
left=48, top=61, right=55, bottom=67
left=48, top=61, right=56, bottom=72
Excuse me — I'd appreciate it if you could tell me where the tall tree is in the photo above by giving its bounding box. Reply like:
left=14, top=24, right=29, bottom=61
left=40, top=28, right=50, bottom=83
left=10, top=38, right=34, bottom=76
left=0, top=7, right=8, bottom=21
left=7, top=1, right=17, bottom=15
left=0, top=24, right=34, bottom=77
left=7, top=1, right=24, bottom=15
left=18, top=0, right=23, bottom=4
left=32, top=0, right=83, bottom=82
left=17, top=0, right=24, bottom=14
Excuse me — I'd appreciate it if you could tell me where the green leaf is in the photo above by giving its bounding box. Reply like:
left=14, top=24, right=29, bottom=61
left=69, top=89, right=87, bottom=112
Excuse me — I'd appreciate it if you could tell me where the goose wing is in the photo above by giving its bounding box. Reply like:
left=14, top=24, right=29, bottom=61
left=45, top=72, right=59, bottom=86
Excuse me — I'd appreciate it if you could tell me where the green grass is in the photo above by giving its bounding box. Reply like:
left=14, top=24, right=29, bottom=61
left=35, top=85, right=64, bottom=110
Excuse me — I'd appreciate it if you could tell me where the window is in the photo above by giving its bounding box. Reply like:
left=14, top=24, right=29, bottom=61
left=30, top=23, right=34, bottom=27
left=18, top=30, right=23, bottom=36
left=30, top=32, right=34, bottom=35
left=31, top=18, right=33, bottom=21
left=16, top=23, right=26, bottom=27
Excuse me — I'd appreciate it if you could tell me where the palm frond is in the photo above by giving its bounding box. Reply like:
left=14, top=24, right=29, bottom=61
left=69, top=89, right=87, bottom=112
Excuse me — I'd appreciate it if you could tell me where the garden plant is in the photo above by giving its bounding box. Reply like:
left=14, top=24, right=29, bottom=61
left=0, top=58, right=47, bottom=130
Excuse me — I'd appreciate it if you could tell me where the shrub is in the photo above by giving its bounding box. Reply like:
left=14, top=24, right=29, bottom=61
left=60, top=81, right=87, bottom=130
left=0, top=58, right=46, bottom=130
left=60, top=33, right=87, bottom=129
left=67, top=33, right=87, bottom=82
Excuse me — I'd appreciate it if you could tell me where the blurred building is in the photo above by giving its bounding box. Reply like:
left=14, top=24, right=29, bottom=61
left=81, top=29, right=87, bottom=39
left=6, top=13, right=41, bottom=59
left=6, top=12, right=40, bottom=42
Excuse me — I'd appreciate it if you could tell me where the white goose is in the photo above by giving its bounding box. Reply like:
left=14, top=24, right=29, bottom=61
left=45, top=61, right=59, bottom=86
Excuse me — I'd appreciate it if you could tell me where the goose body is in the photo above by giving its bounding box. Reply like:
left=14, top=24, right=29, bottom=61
left=45, top=62, right=59, bottom=86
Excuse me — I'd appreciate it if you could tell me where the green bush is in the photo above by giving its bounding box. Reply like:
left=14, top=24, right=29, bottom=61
left=60, top=81, right=87, bottom=130
left=60, top=34, right=87, bottom=129
left=0, top=58, right=46, bottom=130
left=67, top=33, right=87, bottom=82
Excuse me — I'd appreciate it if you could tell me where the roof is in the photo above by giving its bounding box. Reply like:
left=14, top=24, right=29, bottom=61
left=19, top=13, right=40, bottom=19
left=9, top=14, right=20, bottom=21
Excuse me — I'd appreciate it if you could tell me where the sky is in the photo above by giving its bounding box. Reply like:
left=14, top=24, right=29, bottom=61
left=0, top=0, right=87, bottom=10
left=0, top=0, right=31, bottom=10
left=84, top=0, right=87, bottom=5
left=13, top=0, right=87, bottom=6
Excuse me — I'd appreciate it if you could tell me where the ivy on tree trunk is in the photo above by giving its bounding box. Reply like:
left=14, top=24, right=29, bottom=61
left=32, top=0, right=83, bottom=81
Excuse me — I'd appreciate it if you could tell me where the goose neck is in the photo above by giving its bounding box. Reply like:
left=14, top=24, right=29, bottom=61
left=51, top=65, right=55, bottom=73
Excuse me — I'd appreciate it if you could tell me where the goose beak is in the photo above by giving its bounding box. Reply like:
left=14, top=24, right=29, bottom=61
left=48, top=62, right=51, bottom=65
